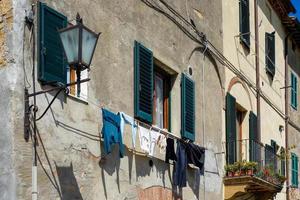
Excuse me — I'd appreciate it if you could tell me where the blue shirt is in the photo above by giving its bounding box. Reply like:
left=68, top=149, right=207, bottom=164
left=102, top=108, right=124, bottom=157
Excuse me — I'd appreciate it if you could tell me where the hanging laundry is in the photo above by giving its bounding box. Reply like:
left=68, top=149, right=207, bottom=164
left=101, top=108, right=124, bottom=158
left=186, top=143, right=205, bottom=175
left=119, top=112, right=137, bottom=148
left=165, top=138, right=177, bottom=163
left=173, top=141, right=205, bottom=187
left=149, top=129, right=160, bottom=156
left=138, top=126, right=151, bottom=154
left=173, top=141, right=187, bottom=187
left=156, top=133, right=167, bottom=154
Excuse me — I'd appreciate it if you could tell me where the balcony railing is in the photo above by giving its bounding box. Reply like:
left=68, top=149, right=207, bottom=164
left=223, top=139, right=286, bottom=187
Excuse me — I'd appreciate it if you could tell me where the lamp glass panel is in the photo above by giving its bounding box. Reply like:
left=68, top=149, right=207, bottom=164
left=82, top=28, right=97, bottom=65
left=59, top=28, right=79, bottom=64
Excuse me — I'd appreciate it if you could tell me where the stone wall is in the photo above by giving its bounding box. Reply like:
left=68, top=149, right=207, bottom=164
left=1, top=0, right=225, bottom=199
left=0, top=0, right=13, bottom=67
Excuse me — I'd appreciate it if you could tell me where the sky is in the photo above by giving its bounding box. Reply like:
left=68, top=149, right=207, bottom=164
left=291, top=0, right=300, bottom=19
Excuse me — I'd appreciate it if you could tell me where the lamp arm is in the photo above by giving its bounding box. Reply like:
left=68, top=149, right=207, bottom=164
left=35, top=87, right=65, bottom=121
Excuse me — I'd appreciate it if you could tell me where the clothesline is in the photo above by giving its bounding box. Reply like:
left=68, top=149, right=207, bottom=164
left=72, top=93, right=206, bottom=149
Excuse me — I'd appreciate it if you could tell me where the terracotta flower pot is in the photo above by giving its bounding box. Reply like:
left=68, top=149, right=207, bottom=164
left=247, top=169, right=253, bottom=176
left=228, top=172, right=234, bottom=177
left=240, top=170, right=246, bottom=176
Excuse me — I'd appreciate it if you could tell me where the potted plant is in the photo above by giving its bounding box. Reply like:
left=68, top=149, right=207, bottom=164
left=233, top=162, right=241, bottom=176
left=240, top=160, right=247, bottom=176
left=225, top=164, right=234, bottom=177
left=245, top=161, right=258, bottom=176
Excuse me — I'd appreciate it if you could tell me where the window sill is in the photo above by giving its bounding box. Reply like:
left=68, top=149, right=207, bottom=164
left=67, top=94, right=88, bottom=105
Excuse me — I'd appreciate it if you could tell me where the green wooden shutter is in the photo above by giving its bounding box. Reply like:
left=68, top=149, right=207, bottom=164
left=134, top=41, right=153, bottom=123
left=280, top=148, right=286, bottom=176
left=226, top=93, right=237, bottom=164
left=292, top=153, right=299, bottom=187
left=239, top=0, right=250, bottom=47
left=295, top=75, right=298, bottom=108
left=181, top=73, right=195, bottom=141
left=295, top=156, right=299, bottom=187
left=291, top=72, right=295, bottom=108
left=271, top=140, right=278, bottom=171
left=265, top=33, right=275, bottom=77
left=291, top=73, right=298, bottom=109
left=249, top=111, right=258, bottom=162
left=38, top=2, right=67, bottom=85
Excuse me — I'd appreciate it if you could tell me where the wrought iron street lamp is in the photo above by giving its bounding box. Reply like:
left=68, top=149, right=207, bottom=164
left=58, top=13, right=100, bottom=96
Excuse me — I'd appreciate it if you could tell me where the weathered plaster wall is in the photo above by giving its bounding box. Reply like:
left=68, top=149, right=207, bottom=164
left=8, top=0, right=225, bottom=200
left=288, top=41, right=300, bottom=198
left=0, top=0, right=29, bottom=199
left=222, top=0, right=287, bottom=199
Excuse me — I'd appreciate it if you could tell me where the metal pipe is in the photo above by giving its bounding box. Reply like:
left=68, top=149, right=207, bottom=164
left=32, top=23, right=38, bottom=200
left=285, top=33, right=291, bottom=200
left=254, top=0, right=261, bottom=142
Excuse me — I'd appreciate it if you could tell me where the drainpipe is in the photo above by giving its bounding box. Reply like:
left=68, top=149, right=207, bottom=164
left=254, top=0, right=261, bottom=141
left=284, top=33, right=291, bottom=200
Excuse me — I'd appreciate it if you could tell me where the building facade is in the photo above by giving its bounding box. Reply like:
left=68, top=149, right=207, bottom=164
left=1, top=0, right=300, bottom=200
left=222, top=0, right=300, bottom=200
left=0, top=0, right=225, bottom=199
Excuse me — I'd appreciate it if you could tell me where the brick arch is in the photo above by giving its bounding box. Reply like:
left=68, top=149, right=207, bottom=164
left=227, top=76, right=253, bottom=111
left=137, top=186, right=181, bottom=200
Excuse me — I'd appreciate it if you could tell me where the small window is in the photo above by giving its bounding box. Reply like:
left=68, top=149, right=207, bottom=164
left=291, top=153, right=299, bottom=187
left=239, top=0, right=250, bottom=48
left=67, top=68, right=88, bottom=101
left=265, top=32, right=275, bottom=77
left=153, top=68, right=171, bottom=130
left=134, top=41, right=174, bottom=129
left=291, top=72, right=298, bottom=109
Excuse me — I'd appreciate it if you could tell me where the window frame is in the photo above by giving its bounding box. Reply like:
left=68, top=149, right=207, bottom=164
left=66, top=67, right=89, bottom=103
left=239, top=0, right=250, bottom=49
left=152, top=67, right=171, bottom=130
left=265, top=32, right=276, bottom=77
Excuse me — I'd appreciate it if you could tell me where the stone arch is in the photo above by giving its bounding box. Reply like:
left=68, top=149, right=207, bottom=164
left=227, top=76, right=253, bottom=111
left=188, top=46, right=225, bottom=101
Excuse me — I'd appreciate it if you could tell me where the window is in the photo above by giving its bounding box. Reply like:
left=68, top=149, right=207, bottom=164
left=236, top=109, right=245, bottom=161
left=239, top=0, right=250, bottom=48
left=291, top=72, right=298, bottom=109
left=67, top=68, right=88, bottom=101
left=291, top=153, right=298, bottom=187
left=134, top=41, right=176, bottom=132
left=153, top=68, right=171, bottom=130
left=265, top=32, right=275, bottom=77
left=38, top=2, right=67, bottom=85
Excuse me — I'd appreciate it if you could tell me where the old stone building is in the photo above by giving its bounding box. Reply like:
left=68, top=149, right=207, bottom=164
left=1, top=0, right=300, bottom=200
left=222, top=0, right=300, bottom=200
left=0, top=0, right=225, bottom=199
